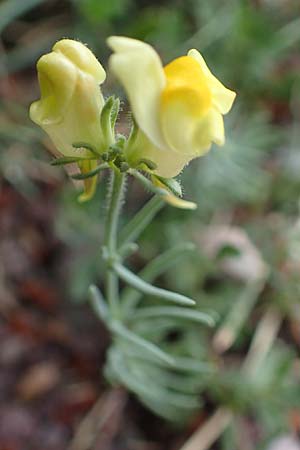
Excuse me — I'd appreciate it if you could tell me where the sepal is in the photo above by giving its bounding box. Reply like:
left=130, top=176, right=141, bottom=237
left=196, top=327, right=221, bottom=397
left=51, top=156, right=92, bottom=166
left=100, top=96, right=120, bottom=145
left=71, top=163, right=108, bottom=180
left=153, top=175, right=182, bottom=197
left=72, top=141, right=100, bottom=157
left=152, top=177, right=197, bottom=210
left=77, top=159, right=99, bottom=203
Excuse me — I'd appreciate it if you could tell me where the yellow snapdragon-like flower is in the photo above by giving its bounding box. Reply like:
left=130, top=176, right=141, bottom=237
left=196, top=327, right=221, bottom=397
left=30, top=39, right=106, bottom=201
left=107, top=36, right=236, bottom=178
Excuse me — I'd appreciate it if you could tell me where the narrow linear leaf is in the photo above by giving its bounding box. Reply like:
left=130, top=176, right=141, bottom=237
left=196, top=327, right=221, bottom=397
left=140, top=395, right=194, bottom=422
left=140, top=390, right=200, bottom=410
left=71, top=163, right=109, bottom=180
left=88, top=285, right=109, bottom=322
left=131, top=318, right=181, bottom=340
left=110, top=321, right=175, bottom=366
left=118, top=195, right=164, bottom=249
left=171, top=356, right=215, bottom=374
left=113, top=262, right=195, bottom=306
left=108, top=348, right=200, bottom=410
left=133, top=306, right=215, bottom=327
left=138, top=364, right=204, bottom=394
left=117, top=339, right=175, bottom=367
left=121, top=243, right=196, bottom=312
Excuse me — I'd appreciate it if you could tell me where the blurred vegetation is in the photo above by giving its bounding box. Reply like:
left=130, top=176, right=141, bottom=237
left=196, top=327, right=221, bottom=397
left=1, top=0, right=300, bottom=448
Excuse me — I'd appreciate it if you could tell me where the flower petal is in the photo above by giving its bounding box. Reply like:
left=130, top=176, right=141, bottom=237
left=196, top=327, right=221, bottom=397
left=30, top=41, right=106, bottom=158
left=126, top=130, right=192, bottom=178
left=163, top=56, right=212, bottom=117
left=107, top=36, right=166, bottom=149
left=53, top=39, right=106, bottom=84
left=30, top=52, right=77, bottom=126
left=194, top=108, right=225, bottom=149
left=78, top=159, right=98, bottom=202
left=160, top=88, right=211, bottom=157
left=160, top=88, right=225, bottom=157
left=161, top=194, right=197, bottom=210
left=188, top=49, right=236, bottom=115
left=45, top=74, right=105, bottom=157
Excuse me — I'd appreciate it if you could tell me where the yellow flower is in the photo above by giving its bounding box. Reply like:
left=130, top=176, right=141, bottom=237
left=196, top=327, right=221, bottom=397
left=30, top=39, right=106, bottom=201
left=107, top=36, right=236, bottom=178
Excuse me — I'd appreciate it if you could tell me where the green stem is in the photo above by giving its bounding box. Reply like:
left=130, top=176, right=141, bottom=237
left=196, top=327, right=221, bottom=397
left=104, top=169, right=125, bottom=318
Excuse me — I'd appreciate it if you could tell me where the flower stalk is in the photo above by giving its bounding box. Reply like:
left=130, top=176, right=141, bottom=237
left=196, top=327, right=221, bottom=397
left=103, top=168, right=125, bottom=319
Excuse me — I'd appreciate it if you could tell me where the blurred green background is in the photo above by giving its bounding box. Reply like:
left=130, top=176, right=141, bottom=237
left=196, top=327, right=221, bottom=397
left=1, top=1, right=300, bottom=449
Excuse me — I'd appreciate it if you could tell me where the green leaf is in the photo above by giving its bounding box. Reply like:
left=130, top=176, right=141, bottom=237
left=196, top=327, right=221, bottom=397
left=112, top=262, right=196, bottom=306
left=118, top=195, right=164, bottom=250
left=171, top=356, right=215, bottom=374
left=107, top=347, right=200, bottom=409
left=110, top=321, right=175, bottom=366
left=121, top=242, right=195, bottom=313
left=138, top=243, right=195, bottom=281
left=133, top=306, right=215, bottom=327
left=89, top=285, right=109, bottom=322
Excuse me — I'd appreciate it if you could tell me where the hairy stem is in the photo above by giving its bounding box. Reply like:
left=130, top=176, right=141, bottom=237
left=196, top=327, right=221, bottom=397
left=104, top=169, right=125, bottom=319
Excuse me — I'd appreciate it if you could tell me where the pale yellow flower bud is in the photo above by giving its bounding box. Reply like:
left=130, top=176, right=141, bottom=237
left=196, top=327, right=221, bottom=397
left=30, top=39, right=106, bottom=158
left=30, top=39, right=107, bottom=201
left=107, top=36, right=236, bottom=178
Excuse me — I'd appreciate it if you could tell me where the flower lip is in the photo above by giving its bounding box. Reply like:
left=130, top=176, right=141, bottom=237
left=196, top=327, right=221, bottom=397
left=162, top=55, right=212, bottom=118
left=188, top=49, right=236, bottom=115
